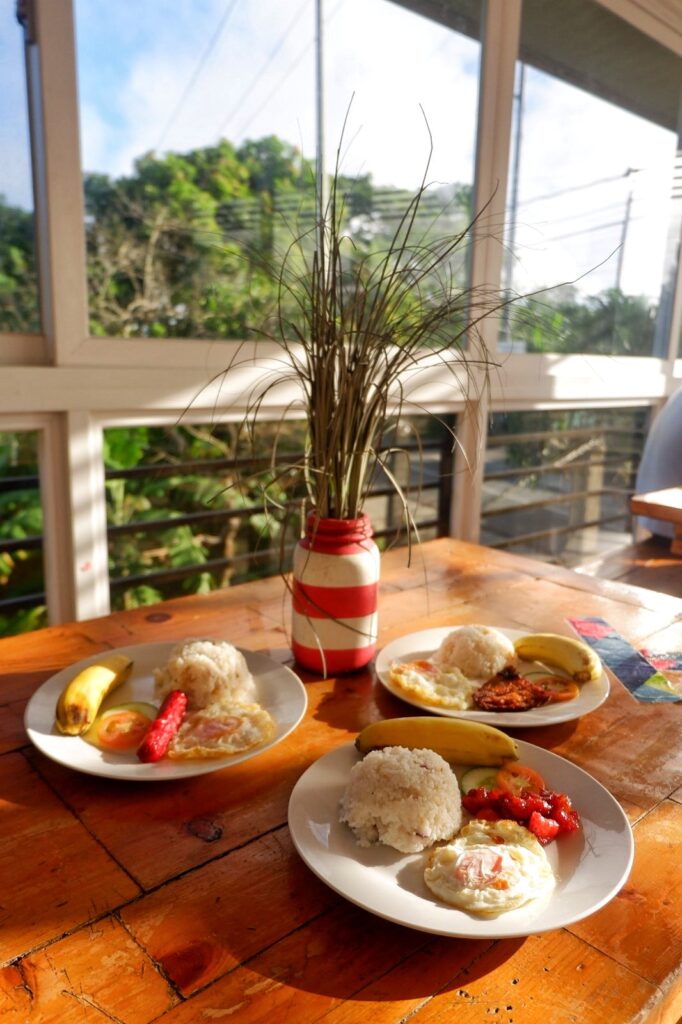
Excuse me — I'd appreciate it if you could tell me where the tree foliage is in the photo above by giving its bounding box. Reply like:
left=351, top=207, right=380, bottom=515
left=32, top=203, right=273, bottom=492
left=0, top=197, right=40, bottom=333
left=510, top=286, right=656, bottom=356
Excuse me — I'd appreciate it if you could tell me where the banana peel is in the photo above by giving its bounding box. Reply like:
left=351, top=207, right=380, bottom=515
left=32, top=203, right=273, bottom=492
left=55, top=653, right=133, bottom=735
left=355, top=716, right=519, bottom=766
left=514, top=633, right=602, bottom=683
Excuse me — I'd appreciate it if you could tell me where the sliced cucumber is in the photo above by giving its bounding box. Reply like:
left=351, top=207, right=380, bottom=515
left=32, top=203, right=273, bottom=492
left=460, top=765, right=499, bottom=793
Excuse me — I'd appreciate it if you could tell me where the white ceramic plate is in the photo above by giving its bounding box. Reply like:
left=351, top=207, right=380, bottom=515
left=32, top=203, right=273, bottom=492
left=288, top=740, right=633, bottom=938
left=24, top=641, right=307, bottom=781
left=375, top=627, right=610, bottom=727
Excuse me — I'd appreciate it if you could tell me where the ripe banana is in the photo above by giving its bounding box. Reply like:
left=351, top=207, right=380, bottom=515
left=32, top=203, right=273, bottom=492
left=355, top=716, right=519, bottom=766
left=55, top=653, right=133, bottom=735
left=514, top=633, right=602, bottom=683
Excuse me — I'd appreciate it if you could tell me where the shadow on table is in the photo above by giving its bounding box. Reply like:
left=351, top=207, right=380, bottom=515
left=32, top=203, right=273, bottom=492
left=225, top=905, right=526, bottom=1007
left=310, top=666, right=426, bottom=733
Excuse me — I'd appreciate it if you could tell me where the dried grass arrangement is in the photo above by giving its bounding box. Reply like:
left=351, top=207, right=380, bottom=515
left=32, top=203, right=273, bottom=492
left=209, top=123, right=506, bottom=546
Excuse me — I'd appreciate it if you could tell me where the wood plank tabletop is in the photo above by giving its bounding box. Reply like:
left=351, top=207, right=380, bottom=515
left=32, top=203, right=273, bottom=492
left=1, top=537, right=681, bottom=1024
left=631, top=487, right=682, bottom=555
left=631, top=487, right=682, bottom=525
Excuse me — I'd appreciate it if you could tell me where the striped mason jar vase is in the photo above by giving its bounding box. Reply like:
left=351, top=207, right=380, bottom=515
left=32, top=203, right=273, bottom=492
left=291, top=512, right=380, bottom=674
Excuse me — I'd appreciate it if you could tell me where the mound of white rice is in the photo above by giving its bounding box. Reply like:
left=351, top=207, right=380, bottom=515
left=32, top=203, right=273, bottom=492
left=339, top=746, right=462, bottom=853
left=434, top=624, right=515, bottom=680
left=154, top=638, right=256, bottom=710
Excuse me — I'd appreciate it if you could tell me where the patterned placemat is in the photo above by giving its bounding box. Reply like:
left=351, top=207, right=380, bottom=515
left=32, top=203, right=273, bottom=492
left=567, top=616, right=682, bottom=703
left=641, top=650, right=682, bottom=672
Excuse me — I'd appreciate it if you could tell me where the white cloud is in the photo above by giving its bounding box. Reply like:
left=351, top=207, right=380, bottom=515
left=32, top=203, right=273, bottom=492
left=322, top=0, right=479, bottom=189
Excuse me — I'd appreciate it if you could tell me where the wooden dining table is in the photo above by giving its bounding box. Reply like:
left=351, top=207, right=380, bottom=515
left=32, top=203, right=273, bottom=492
left=1, top=537, right=681, bottom=1024
left=631, top=487, right=682, bottom=556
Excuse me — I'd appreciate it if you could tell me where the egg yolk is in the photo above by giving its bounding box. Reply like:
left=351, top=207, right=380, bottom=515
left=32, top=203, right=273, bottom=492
left=454, top=848, right=505, bottom=888
left=191, top=715, right=242, bottom=742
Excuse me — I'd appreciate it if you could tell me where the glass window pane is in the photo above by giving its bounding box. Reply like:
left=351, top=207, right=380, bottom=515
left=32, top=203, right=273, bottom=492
left=482, top=407, right=650, bottom=566
left=103, top=416, right=452, bottom=610
left=0, top=5, right=40, bottom=334
left=502, top=0, right=681, bottom=356
left=75, top=0, right=316, bottom=340
left=0, top=432, right=46, bottom=636
left=74, top=0, right=481, bottom=341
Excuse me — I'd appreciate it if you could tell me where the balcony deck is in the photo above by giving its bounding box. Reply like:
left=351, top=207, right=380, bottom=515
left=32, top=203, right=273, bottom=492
left=576, top=535, right=682, bottom=600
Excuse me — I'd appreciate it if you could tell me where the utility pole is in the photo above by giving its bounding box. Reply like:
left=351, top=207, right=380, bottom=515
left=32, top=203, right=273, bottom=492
left=501, top=61, right=524, bottom=349
left=613, top=167, right=638, bottom=349
left=614, top=169, right=636, bottom=293
left=315, top=0, right=328, bottom=251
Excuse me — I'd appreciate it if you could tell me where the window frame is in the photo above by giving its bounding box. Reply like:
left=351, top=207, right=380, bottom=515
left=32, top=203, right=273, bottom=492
left=0, top=0, right=680, bottom=625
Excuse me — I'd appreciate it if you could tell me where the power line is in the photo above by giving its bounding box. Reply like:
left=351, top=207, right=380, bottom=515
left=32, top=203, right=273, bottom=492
left=542, top=215, right=641, bottom=246
left=218, top=0, right=311, bottom=138
left=518, top=168, right=642, bottom=208
left=233, top=39, right=314, bottom=142
left=233, top=0, right=345, bottom=142
left=523, top=198, right=641, bottom=230
left=156, top=0, right=240, bottom=152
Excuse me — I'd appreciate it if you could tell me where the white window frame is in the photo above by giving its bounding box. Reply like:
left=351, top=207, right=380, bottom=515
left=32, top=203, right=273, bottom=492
left=0, top=0, right=680, bottom=625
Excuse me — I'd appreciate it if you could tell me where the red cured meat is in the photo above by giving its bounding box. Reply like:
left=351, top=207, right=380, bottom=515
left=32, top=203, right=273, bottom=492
left=137, top=689, right=188, bottom=763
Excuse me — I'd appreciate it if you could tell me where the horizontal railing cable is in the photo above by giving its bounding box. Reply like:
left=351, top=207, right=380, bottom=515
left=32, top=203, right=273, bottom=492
left=483, top=454, right=638, bottom=482
left=488, top=513, right=631, bottom=549
left=481, top=487, right=633, bottom=519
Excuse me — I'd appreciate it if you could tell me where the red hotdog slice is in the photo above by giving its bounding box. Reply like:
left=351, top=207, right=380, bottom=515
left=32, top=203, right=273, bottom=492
left=137, top=689, right=188, bottom=763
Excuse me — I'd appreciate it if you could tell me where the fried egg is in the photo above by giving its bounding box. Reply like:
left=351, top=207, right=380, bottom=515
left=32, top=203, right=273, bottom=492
left=424, top=819, right=555, bottom=915
left=389, top=659, right=479, bottom=710
left=167, top=702, right=275, bottom=760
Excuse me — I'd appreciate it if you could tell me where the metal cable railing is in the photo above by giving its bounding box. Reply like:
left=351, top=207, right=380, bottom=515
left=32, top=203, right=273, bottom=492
left=0, top=435, right=450, bottom=623
left=481, top=422, right=644, bottom=561
left=0, top=417, right=647, bottom=626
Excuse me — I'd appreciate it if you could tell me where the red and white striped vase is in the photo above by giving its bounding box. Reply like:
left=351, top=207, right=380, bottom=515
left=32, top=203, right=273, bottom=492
left=291, top=512, right=380, bottom=674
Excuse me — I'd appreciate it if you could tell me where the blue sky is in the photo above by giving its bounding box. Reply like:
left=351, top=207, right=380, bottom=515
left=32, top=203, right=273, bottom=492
left=0, top=2, right=33, bottom=210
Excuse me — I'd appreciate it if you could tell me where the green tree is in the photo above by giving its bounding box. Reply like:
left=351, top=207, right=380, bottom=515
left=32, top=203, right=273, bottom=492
left=84, top=142, right=279, bottom=338
left=511, top=287, right=656, bottom=355
left=0, top=198, right=39, bottom=333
